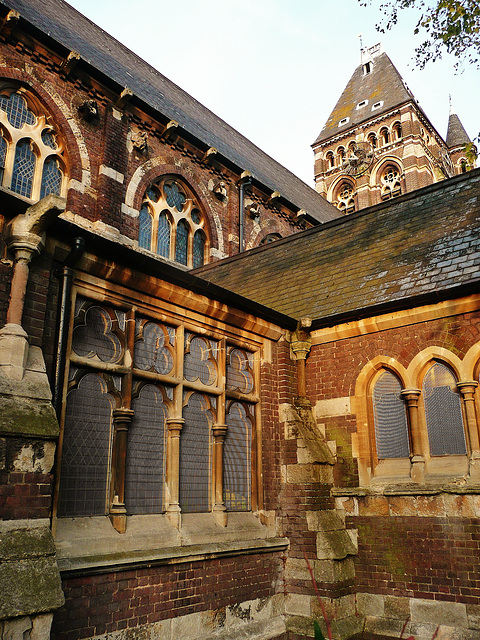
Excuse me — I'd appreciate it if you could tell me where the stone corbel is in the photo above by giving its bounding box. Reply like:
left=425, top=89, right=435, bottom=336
left=288, top=317, right=312, bottom=398
left=0, top=195, right=66, bottom=380
left=159, top=119, right=178, bottom=140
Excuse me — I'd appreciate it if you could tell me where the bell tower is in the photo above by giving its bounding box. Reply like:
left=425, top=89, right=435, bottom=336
left=312, top=44, right=474, bottom=214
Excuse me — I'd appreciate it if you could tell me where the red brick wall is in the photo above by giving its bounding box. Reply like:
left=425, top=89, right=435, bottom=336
left=0, top=465, right=53, bottom=520
left=352, top=515, right=480, bottom=604
left=52, top=552, right=285, bottom=640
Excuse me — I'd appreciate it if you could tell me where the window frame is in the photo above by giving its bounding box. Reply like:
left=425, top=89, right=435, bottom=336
left=54, top=285, right=262, bottom=532
left=138, top=176, right=209, bottom=268
left=0, top=85, right=67, bottom=200
left=356, top=354, right=478, bottom=486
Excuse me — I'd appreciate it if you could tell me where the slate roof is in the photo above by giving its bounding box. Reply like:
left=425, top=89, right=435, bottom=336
left=195, top=169, right=480, bottom=326
left=446, top=113, right=472, bottom=149
left=313, top=50, right=416, bottom=146
left=1, top=0, right=338, bottom=224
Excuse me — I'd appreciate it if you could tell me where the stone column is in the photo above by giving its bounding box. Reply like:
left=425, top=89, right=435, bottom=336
left=212, top=424, right=228, bottom=527
left=109, top=408, right=134, bottom=533
left=401, top=389, right=424, bottom=483
left=457, top=382, right=480, bottom=481
left=165, top=418, right=184, bottom=529
left=289, top=317, right=312, bottom=398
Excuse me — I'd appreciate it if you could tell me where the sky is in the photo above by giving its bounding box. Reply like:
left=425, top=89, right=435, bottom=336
left=67, top=0, right=480, bottom=185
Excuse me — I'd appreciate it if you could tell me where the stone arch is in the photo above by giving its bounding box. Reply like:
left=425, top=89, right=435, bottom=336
left=0, top=70, right=89, bottom=190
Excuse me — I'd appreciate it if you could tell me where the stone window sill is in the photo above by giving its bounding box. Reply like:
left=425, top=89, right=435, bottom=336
left=54, top=512, right=288, bottom=576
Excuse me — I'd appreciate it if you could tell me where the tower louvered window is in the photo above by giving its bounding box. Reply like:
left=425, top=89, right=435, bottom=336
left=0, top=87, right=67, bottom=200
left=138, top=177, right=208, bottom=268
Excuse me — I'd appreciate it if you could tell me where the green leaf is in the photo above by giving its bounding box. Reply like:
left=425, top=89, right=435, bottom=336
left=314, top=620, right=326, bottom=640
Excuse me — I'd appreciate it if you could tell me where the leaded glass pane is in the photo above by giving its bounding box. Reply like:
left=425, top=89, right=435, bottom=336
left=184, top=335, right=217, bottom=386
left=0, top=93, right=36, bottom=128
left=164, top=181, right=186, bottom=211
left=72, top=305, right=123, bottom=363
left=157, top=211, right=170, bottom=257
left=11, top=140, right=35, bottom=197
left=146, top=185, right=160, bottom=202
left=226, top=348, right=254, bottom=394
left=58, top=373, right=113, bottom=516
left=138, top=205, right=152, bottom=250
left=423, top=363, right=466, bottom=456
left=191, top=209, right=201, bottom=224
left=41, top=130, right=56, bottom=149
left=133, top=321, right=174, bottom=374
left=373, top=371, right=410, bottom=458
left=40, top=156, right=62, bottom=198
left=180, top=393, right=213, bottom=512
left=224, top=402, right=252, bottom=511
left=125, top=384, right=167, bottom=514
left=175, top=220, right=189, bottom=265
left=192, top=230, right=205, bottom=268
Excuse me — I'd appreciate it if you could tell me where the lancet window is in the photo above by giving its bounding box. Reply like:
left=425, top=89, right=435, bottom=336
left=0, top=86, right=67, bottom=200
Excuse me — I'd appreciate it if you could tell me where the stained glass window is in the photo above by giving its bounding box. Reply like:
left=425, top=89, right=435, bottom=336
left=164, top=181, right=186, bottom=211
left=60, top=297, right=257, bottom=521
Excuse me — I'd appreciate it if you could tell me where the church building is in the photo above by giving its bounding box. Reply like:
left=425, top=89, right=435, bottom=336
left=1, top=2, right=479, bottom=640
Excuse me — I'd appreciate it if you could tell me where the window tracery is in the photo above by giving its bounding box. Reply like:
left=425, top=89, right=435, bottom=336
left=138, top=177, right=208, bottom=268
left=57, top=295, right=259, bottom=524
left=335, top=180, right=356, bottom=214
left=0, top=87, right=67, bottom=200
left=380, top=164, right=402, bottom=200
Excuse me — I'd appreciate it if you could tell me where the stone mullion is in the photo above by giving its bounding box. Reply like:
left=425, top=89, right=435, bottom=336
left=165, top=324, right=184, bottom=529
left=212, top=338, right=227, bottom=526
left=109, top=307, right=135, bottom=534
left=252, top=348, right=262, bottom=512
left=109, top=408, right=134, bottom=534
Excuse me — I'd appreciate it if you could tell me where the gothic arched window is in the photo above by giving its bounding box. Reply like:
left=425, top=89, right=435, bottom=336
left=372, top=370, right=410, bottom=459
left=423, top=363, right=467, bottom=456
left=139, top=177, right=208, bottom=268
left=380, top=165, right=402, bottom=200
left=0, top=87, right=67, bottom=200
left=335, top=181, right=356, bottom=214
